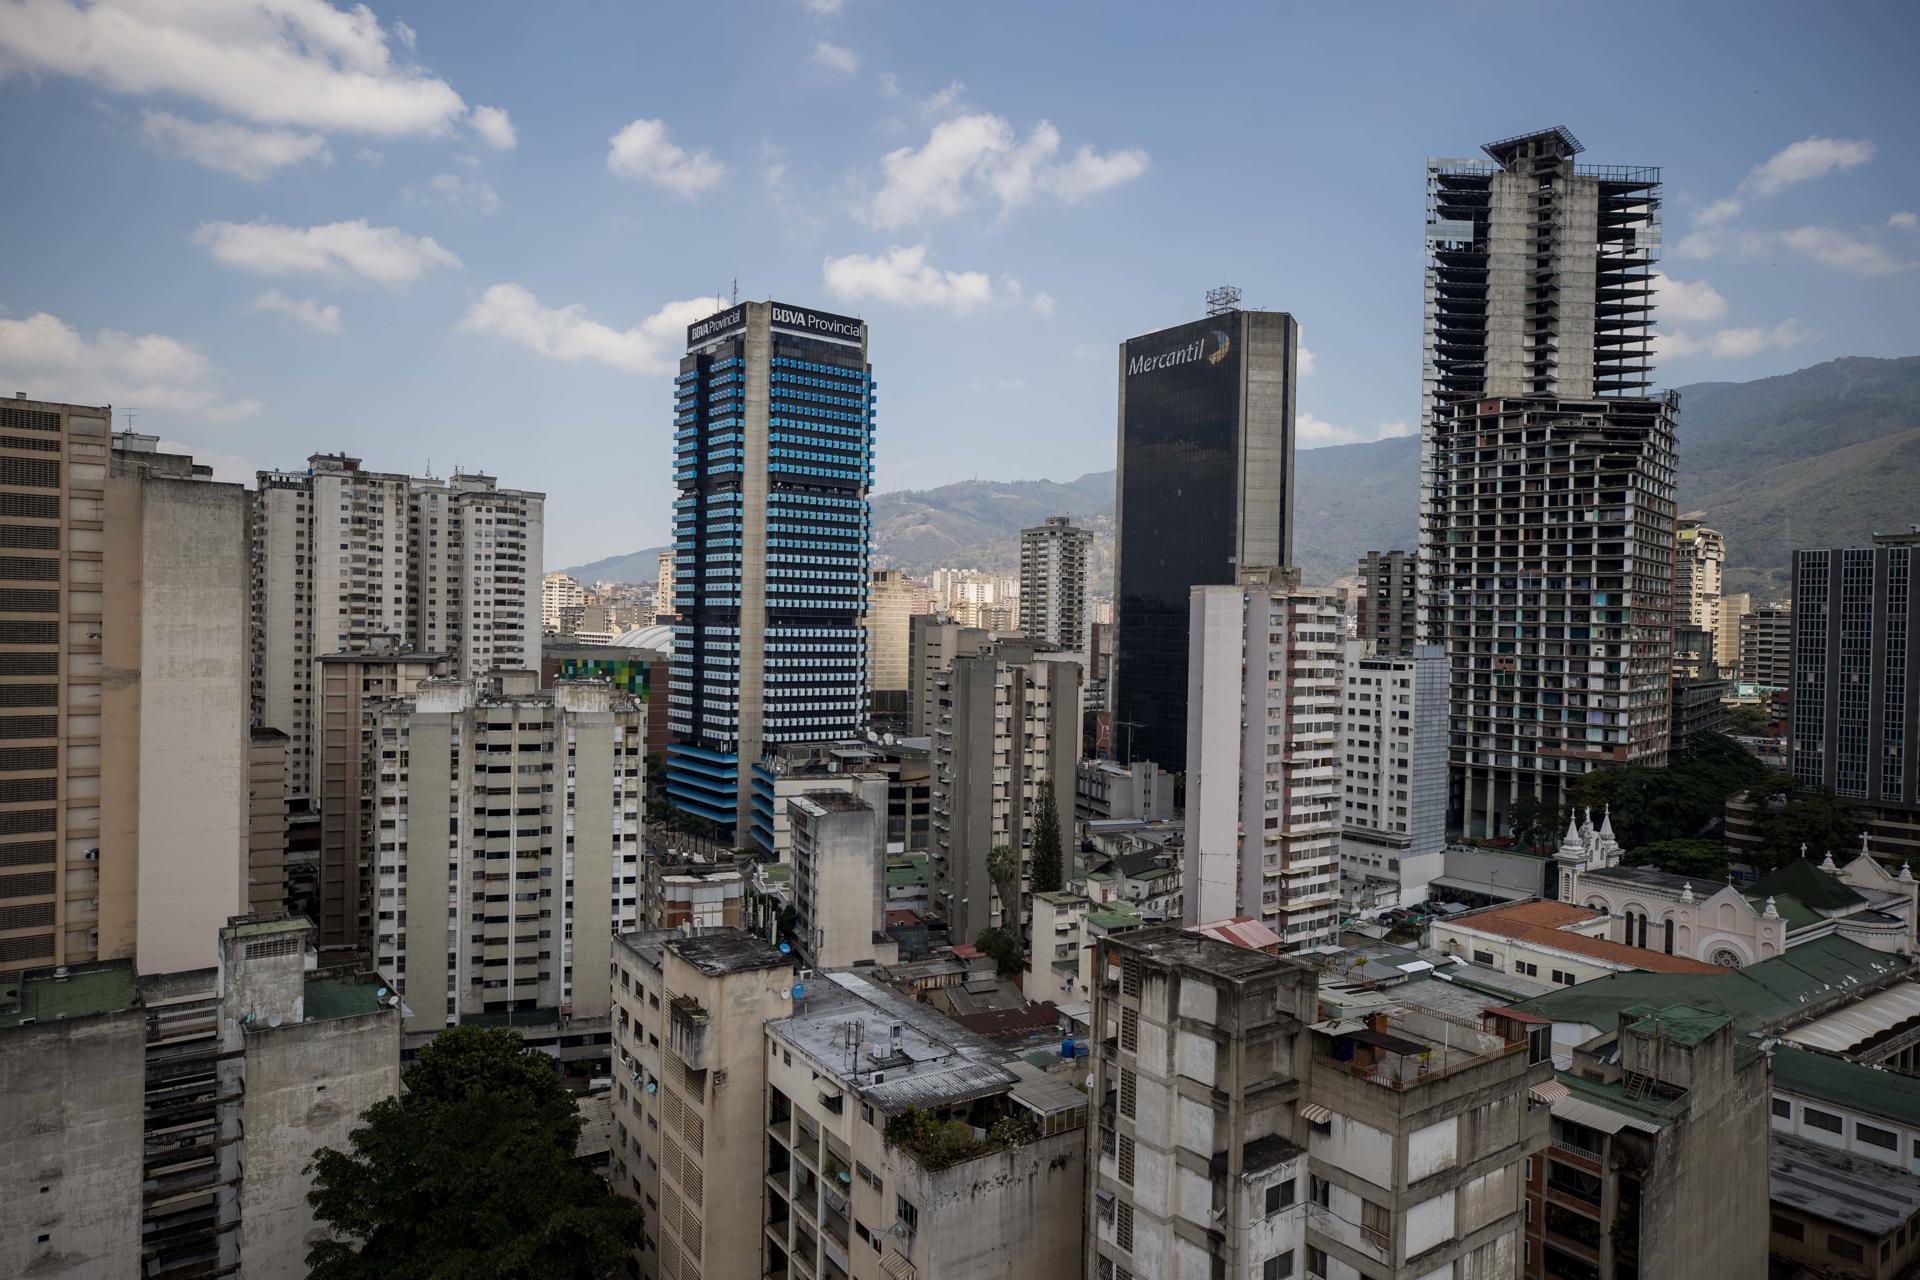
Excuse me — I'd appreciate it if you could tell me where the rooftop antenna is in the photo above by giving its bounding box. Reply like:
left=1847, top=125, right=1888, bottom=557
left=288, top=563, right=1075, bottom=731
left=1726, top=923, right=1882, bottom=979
left=1205, top=285, right=1241, bottom=316
left=119, top=406, right=147, bottom=434
left=731, top=277, right=739, bottom=305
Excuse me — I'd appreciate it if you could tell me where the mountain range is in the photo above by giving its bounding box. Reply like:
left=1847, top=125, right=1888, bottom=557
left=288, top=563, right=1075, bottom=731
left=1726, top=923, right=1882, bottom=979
left=562, top=355, right=1920, bottom=597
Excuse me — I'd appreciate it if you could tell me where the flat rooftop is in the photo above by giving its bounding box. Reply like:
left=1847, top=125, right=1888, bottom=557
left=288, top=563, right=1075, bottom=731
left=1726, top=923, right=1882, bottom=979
left=0, top=961, right=140, bottom=1029
left=1112, top=926, right=1316, bottom=983
left=666, top=929, right=793, bottom=977
left=1773, top=1133, right=1920, bottom=1237
left=792, top=790, right=871, bottom=814
left=774, top=970, right=1016, bottom=1114
left=304, top=973, right=387, bottom=1021
left=1772, top=1046, right=1920, bottom=1129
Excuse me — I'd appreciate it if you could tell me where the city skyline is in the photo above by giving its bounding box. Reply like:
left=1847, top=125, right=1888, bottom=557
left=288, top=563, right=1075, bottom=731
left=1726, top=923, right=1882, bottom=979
left=0, top=2, right=1914, bottom=569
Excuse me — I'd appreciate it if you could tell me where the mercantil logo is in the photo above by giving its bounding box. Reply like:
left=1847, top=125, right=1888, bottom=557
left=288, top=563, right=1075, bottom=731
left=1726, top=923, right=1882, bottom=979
left=1127, top=326, right=1233, bottom=376
left=1207, top=328, right=1231, bottom=365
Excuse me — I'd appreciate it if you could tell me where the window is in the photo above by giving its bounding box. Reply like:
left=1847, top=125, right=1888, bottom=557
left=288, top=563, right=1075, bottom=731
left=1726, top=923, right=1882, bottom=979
left=1828, top=1235, right=1865, bottom=1263
left=1472, top=949, right=1497, bottom=967
left=1266, top=1179, right=1296, bottom=1215
left=1306, top=1246, right=1328, bottom=1277
left=1804, top=1108, right=1843, bottom=1134
left=1552, top=969, right=1576, bottom=986
left=1770, top=1214, right=1803, bottom=1242
left=895, top=1195, right=919, bottom=1240
left=1310, top=1175, right=1330, bottom=1208
left=1361, top=1199, right=1390, bottom=1250
left=1263, top=1251, right=1295, bottom=1279
left=1858, top=1121, right=1899, bottom=1151
left=1771, top=1098, right=1792, bottom=1119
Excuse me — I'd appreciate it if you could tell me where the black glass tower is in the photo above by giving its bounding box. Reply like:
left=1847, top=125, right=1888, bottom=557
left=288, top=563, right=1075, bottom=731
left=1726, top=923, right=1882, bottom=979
left=1112, top=304, right=1299, bottom=772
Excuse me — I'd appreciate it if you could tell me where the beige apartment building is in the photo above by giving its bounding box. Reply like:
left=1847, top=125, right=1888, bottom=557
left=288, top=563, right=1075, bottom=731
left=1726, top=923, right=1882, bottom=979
left=766, top=969, right=1087, bottom=1280
left=1020, top=515, right=1093, bottom=655
left=1186, top=568, right=1345, bottom=947
left=790, top=789, right=894, bottom=969
left=251, top=454, right=542, bottom=803
left=368, top=672, right=642, bottom=1037
left=313, top=642, right=449, bottom=947
left=0, top=406, right=253, bottom=982
left=610, top=927, right=795, bottom=1280
left=907, top=613, right=987, bottom=737
left=863, top=568, right=918, bottom=716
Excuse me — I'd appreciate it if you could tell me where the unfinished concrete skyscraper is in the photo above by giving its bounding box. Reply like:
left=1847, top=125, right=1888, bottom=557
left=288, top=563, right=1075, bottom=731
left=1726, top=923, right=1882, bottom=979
left=1418, top=127, right=1676, bottom=835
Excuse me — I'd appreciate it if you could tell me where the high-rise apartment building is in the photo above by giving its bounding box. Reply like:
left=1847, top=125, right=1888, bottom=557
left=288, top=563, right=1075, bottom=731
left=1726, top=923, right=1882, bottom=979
left=1791, top=535, right=1920, bottom=810
left=654, top=549, right=674, bottom=621
left=1718, top=590, right=1751, bottom=672
left=863, top=567, right=915, bottom=717
left=666, top=301, right=874, bottom=837
left=609, top=927, right=793, bottom=1280
left=1356, top=549, right=1417, bottom=657
left=1419, top=127, right=1675, bottom=835
left=1676, top=516, right=1726, bottom=653
left=789, top=787, right=893, bottom=969
left=1740, top=602, right=1793, bottom=688
left=929, top=637, right=1080, bottom=944
left=1114, top=299, right=1300, bottom=771
left=313, top=642, right=449, bottom=948
left=369, top=672, right=643, bottom=1037
left=0, top=407, right=254, bottom=981
left=542, top=570, right=583, bottom=632
left=908, top=613, right=987, bottom=737
left=251, top=454, right=543, bottom=801
left=1020, top=515, right=1092, bottom=654
left=1339, top=640, right=1449, bottom=906
left=1087, top=927, right=1550, bottom=1280
left=1186, top=568, right=1343, bottom=946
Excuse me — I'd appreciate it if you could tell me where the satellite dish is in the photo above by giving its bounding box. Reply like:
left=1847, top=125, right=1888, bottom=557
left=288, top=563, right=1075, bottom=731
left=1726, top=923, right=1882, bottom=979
left=645, top=1081, right=657, bottom=1094
left=883, top=733, right=896, bottom=747
left=376, top=987, right=389, bottom=999
left=779, top=942, right=792, bottom=954
left=792, top=983, right=806, bottom=1000
left=267, top=1012, right=283, bottom=1028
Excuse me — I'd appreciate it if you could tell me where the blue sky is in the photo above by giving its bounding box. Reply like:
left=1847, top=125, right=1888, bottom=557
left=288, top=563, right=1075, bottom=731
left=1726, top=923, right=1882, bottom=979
left=1, top=0, right=1915, bottom=570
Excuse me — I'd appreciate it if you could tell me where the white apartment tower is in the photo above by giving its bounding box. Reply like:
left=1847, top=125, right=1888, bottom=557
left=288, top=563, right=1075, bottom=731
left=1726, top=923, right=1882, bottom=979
left=542, top=570, right=584, bottom=632
left=251, top=454, right=543, bottom=800
left=1677, top=517, right=1727, bottom=656
left=1020, top=515, right=1092, bottom=654
left=368, top=671, right=641, bottom=1035
left=1339, top=640, right=1449, bottom=906
left=1186, top=568, right=1344, bottom=948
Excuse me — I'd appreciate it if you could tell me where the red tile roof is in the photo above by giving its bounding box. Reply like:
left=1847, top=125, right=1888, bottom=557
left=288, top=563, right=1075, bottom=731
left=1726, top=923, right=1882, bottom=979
left=1186, top=916, right=1283, bottom=953
left=1453, top=901, right=1729, bottom=975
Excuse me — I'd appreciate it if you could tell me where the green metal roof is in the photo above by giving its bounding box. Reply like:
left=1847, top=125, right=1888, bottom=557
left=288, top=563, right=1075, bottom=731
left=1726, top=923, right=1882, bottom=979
left=1773, top=1046, right=1920, bottom=1129
left=1513, top=935, right=1906, bottom=1034
left=1748, top=859, right=1865, bottom=912
left=223, top=917, right=313, bottom=939
left=1621, top=1003, right=1731, bottom=1048
left=305, top=976, right=385, bottom=1021
left=1745, top=892, right=1824, bottom=933
left=0, top=962, right=139, bottom=1029
left=886, top=865, right=927, bottom=888
left=1088, top=907, right=1144, bottom=931
left=1034, top=890, right=1087, bottom=906
left=1559, top=1068, right=1683, bottom=1129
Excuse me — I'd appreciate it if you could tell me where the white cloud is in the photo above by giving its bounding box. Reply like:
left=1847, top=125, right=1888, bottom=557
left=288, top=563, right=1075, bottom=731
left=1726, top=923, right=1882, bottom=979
left=193, top=219, right=461, bottom=286
left=1744, top=136, right=1875, bottom=196
left=457, top=284, right=727, bottom=374
left=861, top=112, right=1148, bottom=228
left=415, top=171, right=500, bottom=214
left=0, top=308, right=258, bottom=420
left=920, top=80, right=966, bottom=115
left=0, top=0, right=470, bottom=137
left=1651, top=272, right=1729, bottom=325
left=1892, top=211, right=1920, bottom=230
left=1695, top=197, right=1742, bottom=226
left=606, top=119, right=724, bottom=196
left=140, top=109, right=330, bottom=180
left=1028, top=291, right=1056, bottom=318
left=1298, top=346, right=1317, bottom=376
left=822, top=245, right=994, bottom=315
left=1659, top=319, right=1805, bottom=361
left=1673, top=231, right=1724, bottom=260
left=812, top=40, right=858, bottom=74
left=799, top=0, right=843, bottom=13
left=353, top=147, right=385, bottom=167
left=469, top=104, right=516, bottom=150
left=1297, top=413, right=1411, bottom=448
left=1777, top=226, right=1913, bottom=277
left=877, top=72, right=900, bottom=98
left=250, top=289, right=341, bottom=334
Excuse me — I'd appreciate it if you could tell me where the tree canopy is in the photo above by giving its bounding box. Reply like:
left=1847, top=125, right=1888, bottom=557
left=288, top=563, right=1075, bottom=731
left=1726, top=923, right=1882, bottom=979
left=305, top=1025, right=642, bottom=1280
left=1747, top=774, right=1865, bottom=870
left=1569, top=732, right=1770, bottom=851
left=1031, top=779, right=1064, bottom=894
left=974, top=927, right=1021, bottom=977
left=1625, top=839, right=1734, bottom=882
left=1722, top=704, right=1772, bottom=737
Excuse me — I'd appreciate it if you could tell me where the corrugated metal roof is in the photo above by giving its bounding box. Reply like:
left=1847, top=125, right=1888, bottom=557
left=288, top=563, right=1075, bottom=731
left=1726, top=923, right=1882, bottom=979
left=1530, top=1080, right=1571, bottom=1104
left=1780, top=981, right=1920, bottom=1053
left=1550, top=1095, right=1662, bottom=1135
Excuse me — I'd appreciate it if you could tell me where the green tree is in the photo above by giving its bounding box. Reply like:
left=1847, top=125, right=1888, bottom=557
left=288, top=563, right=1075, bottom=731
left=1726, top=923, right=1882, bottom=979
left=305, top=1026, right=642, bottom=1280
left=1752, top=782, right=1864, bottom=871
left=974, top=926, right=1021, bottom=977
left=1031, top=779, right=1064, bottom=893
left=1505, top=795, right=1561, bottom=851
left=1722, top=704, right=1771, bottom=737
left=1626, top=839, right=1733, bottom=881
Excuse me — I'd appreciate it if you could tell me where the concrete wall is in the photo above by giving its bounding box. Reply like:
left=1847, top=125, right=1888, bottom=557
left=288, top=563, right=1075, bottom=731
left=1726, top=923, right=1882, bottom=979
left=238, top=1011, right=400, bottom=1279
left=0, top=1011, right=145, bottom=1278
left=1635, top=1046, right=1770, bottom=1280
left=892, top=1129, right=1085, bottom=1279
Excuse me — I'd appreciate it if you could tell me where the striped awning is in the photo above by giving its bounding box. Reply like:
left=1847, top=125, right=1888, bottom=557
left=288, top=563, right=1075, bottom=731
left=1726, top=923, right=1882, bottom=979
left=1300, top=1102, right=1333, bottom=1125
left=1529, top=1080, right=1571, bottom=1105
left=880, top=1250, right=918, bottom=1280
left=1550, top=1094, right=1662, bottom=1135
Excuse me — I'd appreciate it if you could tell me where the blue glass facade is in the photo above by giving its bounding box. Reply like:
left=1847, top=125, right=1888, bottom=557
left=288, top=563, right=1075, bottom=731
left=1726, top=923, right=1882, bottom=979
left=666, top=302, right=875, bottom=837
